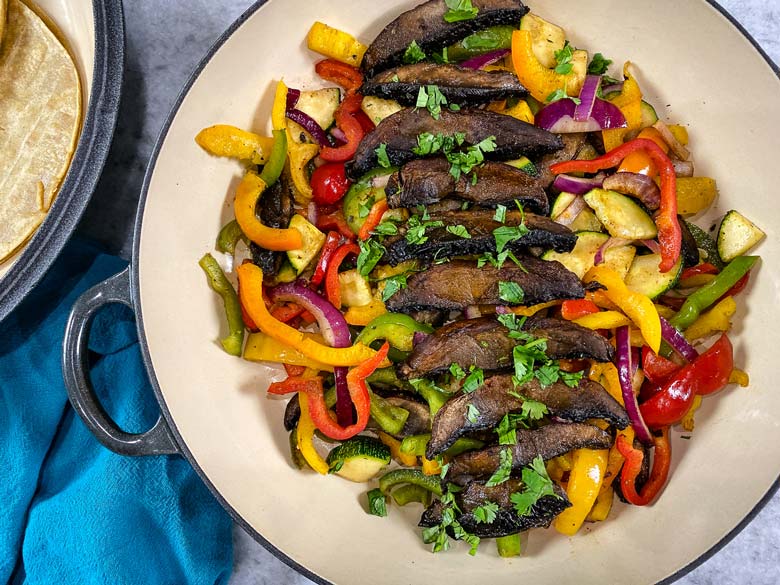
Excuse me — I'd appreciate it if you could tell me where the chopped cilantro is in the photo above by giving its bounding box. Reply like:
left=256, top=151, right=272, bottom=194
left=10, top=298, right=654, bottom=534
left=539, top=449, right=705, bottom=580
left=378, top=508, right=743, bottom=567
left=449, top=362, right=466, bottom=380
left=493, top=223, right=530, bottom=254
left=358, top=196, right=376, bottom=219
left=495, top=413, right=522, bottom=445
left=373, top=220, right=398, bottom=236
left=403, top=41, right=427, bottom=64
left=498, top=281, right=525, bottom=304
left=588, top=52, right=613, bottom=75
left=405, top=214, right=444, bottom=245
left=510, top=456, right=560, bottom=517
left=447, top=136, right=496, bottom=181
left=381, top=274, right=407, bottom=301
left=357, top=239, right=385, bottom=276
left=493, top=204, right=507, bottom=224
left=431, top=47, right=450, bottom=64
left=375, top=143, right=392, bottom=168
left=462, top=365, right=484, bottom=394
left=553, top=42, right=575, bottom=75
left=546, top=88, right=568, bottom=103
left=472, top=501, right=499, bottom=524
left=443, top=0, right=479, bottom=23
left=367, top=488, right=388, bottom=517
left=422, top=484, right=480, bottom=555
left=485, top=448, right=513, bottom=487
left=449, top=103, right=461, bottom=111
left=519, top=397, right=548, bottom=421
left=391, top=74, right=400, bottom=83
left=446, top=224, right=472, bottom=239
left=561, top=370, right=584, bottom=388
left=416, top=85, right=449, bottom=120
left=466, top=404, right=481, bottom=424
left=477, top=249, right=523, bottom=270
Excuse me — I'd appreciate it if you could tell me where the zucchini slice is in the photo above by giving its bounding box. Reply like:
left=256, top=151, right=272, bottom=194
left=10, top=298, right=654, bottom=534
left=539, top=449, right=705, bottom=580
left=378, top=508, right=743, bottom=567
left=542, top=231, right=636, bottom=280
left=288, top=88, right=341, bottom=143
left=342, top=168, right=393, bottom=234
left=684, top=220, right=724, bottom=270
left=550, top=192, right=577, bottom=220
left=519, top=13, right=566, bottom=69
left=639, top=101, right=659, bottom=129
left=327, top=436, right=391, bottom=482
left=286, top=215, right=326, bottom=274
left=361, top=95, right=402, bottom=126
left=624, top=253, right=683, bottom=299
left=583, top=188, right=658, bottom=240
left=505, top=156, right=538, bottom=176
left=717, top=210, right=765, bottom=262
left=569, top=208, right=604, bottom=233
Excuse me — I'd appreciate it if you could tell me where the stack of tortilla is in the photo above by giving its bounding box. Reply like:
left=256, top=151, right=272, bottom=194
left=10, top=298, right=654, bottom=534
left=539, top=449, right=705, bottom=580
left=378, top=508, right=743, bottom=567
left=0, top=0, right=82, bottom=264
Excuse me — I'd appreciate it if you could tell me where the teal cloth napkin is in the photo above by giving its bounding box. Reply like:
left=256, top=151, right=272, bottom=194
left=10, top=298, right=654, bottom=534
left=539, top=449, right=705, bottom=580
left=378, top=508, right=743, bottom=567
left=0, top=240, right=232, bottom=585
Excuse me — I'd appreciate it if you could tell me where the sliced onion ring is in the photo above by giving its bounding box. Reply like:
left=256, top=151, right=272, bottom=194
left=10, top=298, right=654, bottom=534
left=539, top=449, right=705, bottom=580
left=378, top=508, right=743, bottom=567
left=459, top=49, right=510, bottom=70
left=553, top=173, right=605, bottom=196
left=574, top=75, right=600, bottom=122
left=616, top=325, right=654, bottom=445
left=603, top=172, right=661, bottom=211
left=659, top=316, right=699, bottom=362
left=553, top=195, right=586, bottom=226
left=537, top=97, right=627, bottom=133
left=594, top=237, right=632, bottom=266
left=286, top=108, right=330, bottom=147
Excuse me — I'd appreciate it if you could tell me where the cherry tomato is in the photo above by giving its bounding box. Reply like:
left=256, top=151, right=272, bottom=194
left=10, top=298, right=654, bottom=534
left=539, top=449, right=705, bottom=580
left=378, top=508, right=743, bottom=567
left=311, top=162, right=351, bottom=205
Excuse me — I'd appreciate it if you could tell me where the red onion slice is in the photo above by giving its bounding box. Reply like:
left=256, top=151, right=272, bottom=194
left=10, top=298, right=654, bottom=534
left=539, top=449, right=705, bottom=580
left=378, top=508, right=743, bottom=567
left=602, top=82, right=624, bottom=95
left=553, top=173, right=605, bottom=196
left=459, top=49, right=510, bottom=70
left=574, top=75, right=600, bottom=122
left=602, top=172, right=661, bottom=211
left=412, top=331, right=429, bottom=346
left=537, top=97, right=627, bottom=133
left=553, top=195, right=586, bottom=226
left=653, top=120, right=690, bottom=161
left=286, top=88, right=301, bottom=110
left=659, top=316, right=699, bottom=362
left=594, top=237, right=632, bottom=266
left=641, top=239, right=661, bottom=254
left=286, top=108, right=330, bottom=147
left=616, top=325, right=654, bottom=445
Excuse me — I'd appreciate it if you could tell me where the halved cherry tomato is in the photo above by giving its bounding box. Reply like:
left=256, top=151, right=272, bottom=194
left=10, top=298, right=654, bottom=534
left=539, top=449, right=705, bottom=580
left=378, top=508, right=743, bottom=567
left=311, top=162, right=351, bottom=205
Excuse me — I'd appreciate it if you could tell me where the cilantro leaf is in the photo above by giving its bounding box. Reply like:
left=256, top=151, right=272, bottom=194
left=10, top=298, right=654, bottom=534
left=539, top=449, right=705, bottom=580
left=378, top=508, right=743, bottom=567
left=554, top=42, right=575, bottom=75
left=472, top=501, right=499, bottom=524
left=534, top=362, right=560, bottom=387
left=449, top=362, right=466, bottom=380
left=520, top=398, right=548, bottom=421
left=357, top=239, right=385, bottom=276
left=493, top=204, right=507, bottom=224
left=405, top=214, right=444, bottom=245
left=446, top=224, right=472, bottom=239
left=403, top=41, right=427, bottom=64
left=485, top=448, right=513, bottom=487
left=416, top=85, right=449, bottom=120
left=510, top=456, right=560, bottom=517
left=561, top=370, right=584, bottom=388
left=466, top=403, right=480, bottom=424
left=588, top=52, right=613, bottom=75
left=461, top=365, right=484, bottom=394
left=373, top=220, right=398, bottom=236
left=495, top=413, right=520, bottom=445
left=498, top=281, right=525, bottom=304
left=358, top=196, right=376, bottom=219
left=443, top=0, right=479, bottom=23
left=493, top=223, right=530, bottom=253
left=381, top=274, right=407, bottom=302
left=546, top=88, right=568, bottom=104
left=367, top=488, right=388, bottom=517
left=449, top=103, right=461, bottom=111
left=375, top=143, right=392, bottom=168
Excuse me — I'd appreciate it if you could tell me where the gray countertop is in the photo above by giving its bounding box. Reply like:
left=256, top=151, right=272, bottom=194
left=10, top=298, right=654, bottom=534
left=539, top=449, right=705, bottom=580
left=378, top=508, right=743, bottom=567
left=76, top=1, right=780, bottom=583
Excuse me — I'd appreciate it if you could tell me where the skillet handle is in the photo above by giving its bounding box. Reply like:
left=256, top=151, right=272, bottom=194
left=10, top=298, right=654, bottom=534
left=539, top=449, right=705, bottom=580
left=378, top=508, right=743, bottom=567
left=62, top=267, right=180, bottom=456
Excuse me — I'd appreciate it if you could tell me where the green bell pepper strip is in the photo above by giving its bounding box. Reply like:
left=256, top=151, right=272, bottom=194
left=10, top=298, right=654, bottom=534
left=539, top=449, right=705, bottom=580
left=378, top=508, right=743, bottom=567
left=369, top=389, right=410, bottom=436
left=366, top=367, right=414, bottom=391
left=356, top=313, right=433, bottom=353
left=288, top=428, right=309, bottom=470
left=409, top=378, right=451, bottom=417
left=378, top=468, right=443, bottom=497
left=216, top=219, right=247, bottom=254
left=198, top=253, right=245, bottom=356
left=258, top=128, right=287, bottom=186
left=670, top=256, right=758, bottom=331
left=496, top=534, right=522, bottom=558
left=400, top=434, right=484, bottom=457
left=391, top=484, right=433, bottom=507
left=447, top=25, right=515, bottom=62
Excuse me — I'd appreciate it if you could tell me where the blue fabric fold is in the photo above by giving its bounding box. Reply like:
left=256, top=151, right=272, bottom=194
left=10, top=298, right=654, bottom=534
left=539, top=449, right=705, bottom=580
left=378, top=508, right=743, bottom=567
left=0, top=239, right=232, bottom=585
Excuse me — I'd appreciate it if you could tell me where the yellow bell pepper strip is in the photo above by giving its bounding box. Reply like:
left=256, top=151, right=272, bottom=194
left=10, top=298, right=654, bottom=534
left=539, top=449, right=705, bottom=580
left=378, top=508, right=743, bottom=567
left=602, top=63, right=643, bottom=151
left=271, top=79, right=290, bottom=132
left=510, top=300, right=560, bottom=316
left=583, top=265, right=662, bottom=353
left=600, top=426, right=635, bottom=495
left=680, top=395, right=703, bottom=432
left=288, top=142, right=319, bottom=201
left=553, top=139, right=681, bottom=274
left=675, top=177, right=718, bottom=216
left=296, top=392, right=329, bottom=475
left=616, top=427, right=672, bottom=506
left=195, top=125, right=274, bottom=165
left=198, top=253, right=245, bottom=356
left=234, top=171, right=303, bottom=251
left=422, top=456, right=442, bottom=476
left=618, top=127, right=669, bottom=176
left=668, top=124, right=689, bottom=145
left=574, top=310, right=632, bottom=331
left=598, top=363, right=624, bottom=406
left=729, top=369, right=749, bottom=387
left=242, top=331, right=334, bottom=371
left=258, top=128, right=288, bottom=187
left=502, top=99, right=535, bottom=124
left=586, top=486, right=614, bottom=522
left=554, top=448, right=609, bottom=535
left=378, top=432, right=418, bottom=467
left=307, top=21, right=367, bottom=67
left=237, top=263, right=384, bottom=367
left=344, top=298, right=387, bottom=326
left=511, top=30, right=585, bottom=103
left=684, top=296, right=736, bottom=342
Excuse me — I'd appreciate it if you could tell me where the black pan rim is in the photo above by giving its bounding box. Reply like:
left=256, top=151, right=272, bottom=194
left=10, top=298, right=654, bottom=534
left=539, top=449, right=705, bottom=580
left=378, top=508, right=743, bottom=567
left=130, top=1, right=780, bottom=584
left=0, top=0, right=125, bottom=323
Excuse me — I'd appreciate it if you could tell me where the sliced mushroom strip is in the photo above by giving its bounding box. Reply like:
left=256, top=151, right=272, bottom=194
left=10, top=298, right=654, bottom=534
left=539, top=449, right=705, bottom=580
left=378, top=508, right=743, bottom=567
left=385, top=257, right=584, bottom=313
left=399, top=315, right=615, bottom=380
left=361, top=0, right=529, bottom=77
left=536, top=133, right=589, bottom=188
left=419, top=479, right=570, bottom=538
left=382, top=210, right=575, bottom=265
left=345, top=108, right=563, bottom=180
left=427, top=374, right=628, bottom=457
left=385, top=158, right=548, bottom=214
left=445, top=422, right=612, bottom=485
left=362, top=63, right=527, bottom=106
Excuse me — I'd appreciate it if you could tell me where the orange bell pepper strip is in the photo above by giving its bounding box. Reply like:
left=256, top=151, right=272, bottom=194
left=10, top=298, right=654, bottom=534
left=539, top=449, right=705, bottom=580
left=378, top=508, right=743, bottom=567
left=552, top=138, right=681, bottom=273
left=234, top=171, right=303, bottom=251
left=325, top=242, right=360, bottom=309
left=358, top=199, right=389, bottom=240
left=237, top=263, right=382, bottom=366
left=602, top=64, right=643, bottom=151
left=616, top=427, right=672, bottom=506
left=583, top=265, right=662, bottom=353
left=618, top=127, right=670, bottom=176
left=511, top=30, right=584, bottom=103
left=561, top=299, right=600, bottom=321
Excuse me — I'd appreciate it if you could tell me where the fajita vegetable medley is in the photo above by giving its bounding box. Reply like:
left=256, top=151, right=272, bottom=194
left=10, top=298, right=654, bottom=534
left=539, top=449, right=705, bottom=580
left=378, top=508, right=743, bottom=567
left=197, top=0, right=765, bottom=557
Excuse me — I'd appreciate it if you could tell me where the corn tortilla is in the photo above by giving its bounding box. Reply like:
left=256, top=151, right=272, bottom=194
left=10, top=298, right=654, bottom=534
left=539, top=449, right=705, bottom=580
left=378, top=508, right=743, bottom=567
left=0, top=0, right=81, bottom=263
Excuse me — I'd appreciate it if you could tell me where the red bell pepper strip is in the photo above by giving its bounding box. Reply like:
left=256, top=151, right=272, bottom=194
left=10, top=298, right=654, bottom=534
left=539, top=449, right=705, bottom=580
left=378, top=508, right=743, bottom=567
left=283, top=364, right=307, bottom=377
left=551, top=138, right=681, bottom=273
left=358, top=199, right=389, bottom=240
left=270, top=302, right=305, bottom=324
left=639, top=333, right=733, bottom=428
left=315, top=59, right=364, bottom=93
left=717, top=271, right=750, bottom=304
left=320, top=93, right=365, bottom=163
left=317, top=209, right=357, bottom=240
left=560, top=299, right=600, bottom=321
left=681, top=262, right=719, bottom=281
left=311, top=231, right=342, bottom=287
left=267, top=342, right=389, bottom=440
left=641, top=347, right=681, bottom=385
left=325, top=242, right=360, bottom=309
left=353, top=109, right=376, bottom=134
left=616, top=426, right=671, bottom=506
